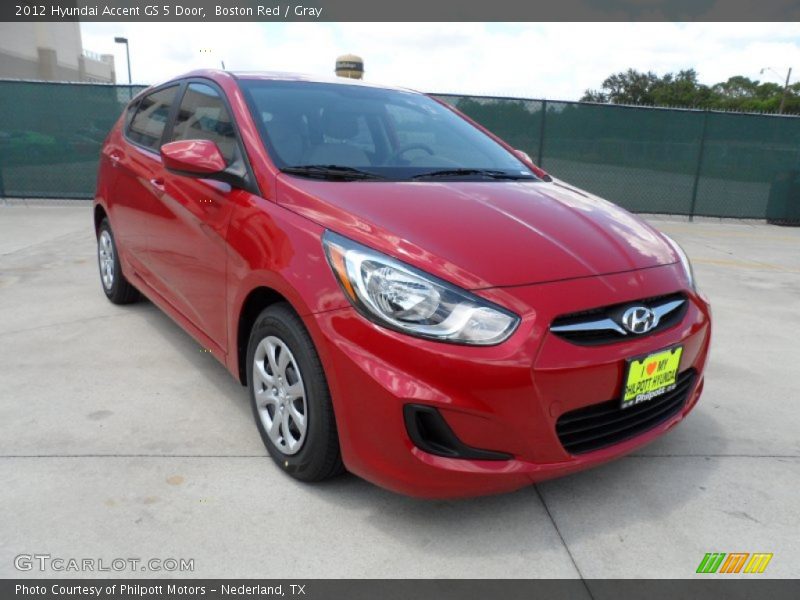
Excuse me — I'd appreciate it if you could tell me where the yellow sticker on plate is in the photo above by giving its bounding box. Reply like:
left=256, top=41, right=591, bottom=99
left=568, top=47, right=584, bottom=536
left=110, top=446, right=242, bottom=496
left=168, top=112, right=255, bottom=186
left=622, top=346, right=683, bottom=409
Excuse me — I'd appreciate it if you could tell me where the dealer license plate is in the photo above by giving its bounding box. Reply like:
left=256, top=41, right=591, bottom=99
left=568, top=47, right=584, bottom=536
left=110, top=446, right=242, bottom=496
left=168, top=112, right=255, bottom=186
left=621, top=346, right=683, bottom=410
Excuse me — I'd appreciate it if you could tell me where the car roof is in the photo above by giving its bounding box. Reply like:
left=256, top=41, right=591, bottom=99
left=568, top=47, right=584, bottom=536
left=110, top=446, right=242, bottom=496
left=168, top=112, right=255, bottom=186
left=233, top=70, right=417, bottom=92
left=147, top=69, right=419, bottom=94
left=128, top=69, right=425, bottom=108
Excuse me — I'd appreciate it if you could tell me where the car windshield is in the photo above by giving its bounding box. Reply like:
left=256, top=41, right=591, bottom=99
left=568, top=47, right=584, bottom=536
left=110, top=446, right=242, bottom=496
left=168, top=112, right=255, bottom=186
left=239, top=79, right=538, bottom=182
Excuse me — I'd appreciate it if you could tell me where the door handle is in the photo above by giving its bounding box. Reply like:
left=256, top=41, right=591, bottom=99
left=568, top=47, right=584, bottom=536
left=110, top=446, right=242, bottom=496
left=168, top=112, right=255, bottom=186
left=149, top=178, right=165, bottom=192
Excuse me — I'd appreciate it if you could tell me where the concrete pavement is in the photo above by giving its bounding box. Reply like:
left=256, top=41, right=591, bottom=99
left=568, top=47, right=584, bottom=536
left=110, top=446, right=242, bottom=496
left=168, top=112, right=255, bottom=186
left=1, top=205, right=798, bottom=578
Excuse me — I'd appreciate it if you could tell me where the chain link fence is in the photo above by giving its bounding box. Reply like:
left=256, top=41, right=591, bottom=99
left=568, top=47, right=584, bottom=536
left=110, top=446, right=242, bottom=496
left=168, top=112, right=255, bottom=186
left=1, top=81, right=799, bottom=223
left=0, top=80, right=145, bottom=200
left=436, top=94, right=800, bottom=224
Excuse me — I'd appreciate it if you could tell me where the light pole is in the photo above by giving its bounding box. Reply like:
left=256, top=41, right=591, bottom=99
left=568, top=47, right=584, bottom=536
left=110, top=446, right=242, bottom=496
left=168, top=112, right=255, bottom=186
left=114, top=36, right=132, bottom=85
left=760, top=67, right=793, bottom=114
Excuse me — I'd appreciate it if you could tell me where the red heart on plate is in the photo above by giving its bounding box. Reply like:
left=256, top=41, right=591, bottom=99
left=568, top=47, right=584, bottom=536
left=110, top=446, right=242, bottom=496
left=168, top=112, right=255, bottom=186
left=646, top=362, right=657, bottom=375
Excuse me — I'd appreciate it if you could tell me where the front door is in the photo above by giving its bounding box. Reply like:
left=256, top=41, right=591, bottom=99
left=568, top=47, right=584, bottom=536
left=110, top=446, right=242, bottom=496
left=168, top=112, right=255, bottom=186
left=146, top=81, right=246, bottom=350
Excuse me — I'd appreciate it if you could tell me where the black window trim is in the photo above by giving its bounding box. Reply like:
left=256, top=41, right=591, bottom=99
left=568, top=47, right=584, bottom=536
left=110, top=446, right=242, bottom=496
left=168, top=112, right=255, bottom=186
left=123, top=77, right=260, bottom=196
left=123, top=82, right=182, bottom=156
left=169, top=77, right=260, bottom=195
left=123, top=96, right=141, bottom=130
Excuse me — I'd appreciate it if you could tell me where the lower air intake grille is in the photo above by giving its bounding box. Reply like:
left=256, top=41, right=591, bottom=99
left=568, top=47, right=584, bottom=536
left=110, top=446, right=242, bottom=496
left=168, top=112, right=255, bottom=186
left=556, top=369, right=696, bottom=455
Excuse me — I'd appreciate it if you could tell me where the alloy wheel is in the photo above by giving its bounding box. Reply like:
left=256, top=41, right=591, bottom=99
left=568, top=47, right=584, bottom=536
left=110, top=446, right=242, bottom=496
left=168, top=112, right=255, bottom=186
left=252, top=335, right=308, bottom=455
left=98, top=230, right=115, bottom=290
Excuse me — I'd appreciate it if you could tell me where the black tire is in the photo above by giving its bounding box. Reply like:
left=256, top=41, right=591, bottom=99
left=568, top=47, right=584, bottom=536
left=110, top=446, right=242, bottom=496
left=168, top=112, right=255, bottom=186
left=97, top=218, right=139, bottom=305
left=247, top=303, right=344, bottom=482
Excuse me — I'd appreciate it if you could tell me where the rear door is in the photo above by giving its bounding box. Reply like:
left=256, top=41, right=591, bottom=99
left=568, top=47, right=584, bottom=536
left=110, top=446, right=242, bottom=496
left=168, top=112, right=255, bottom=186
left=147, top=80, right=250, bottom=349
left=110, top=84, right=179, bottom=279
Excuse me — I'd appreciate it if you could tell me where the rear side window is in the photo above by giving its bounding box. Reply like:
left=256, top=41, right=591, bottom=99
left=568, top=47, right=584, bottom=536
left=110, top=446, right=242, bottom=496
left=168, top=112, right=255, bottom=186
left=124, top=99, right=139, bottom=128
left=170, top=83, right=237, bottom=164
left=127, top=86, right=179, bottom=150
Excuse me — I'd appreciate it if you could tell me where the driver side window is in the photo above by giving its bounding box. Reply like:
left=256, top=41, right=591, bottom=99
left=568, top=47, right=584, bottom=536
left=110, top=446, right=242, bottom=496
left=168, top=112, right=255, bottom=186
left=170, top=83, right=237, bottom=164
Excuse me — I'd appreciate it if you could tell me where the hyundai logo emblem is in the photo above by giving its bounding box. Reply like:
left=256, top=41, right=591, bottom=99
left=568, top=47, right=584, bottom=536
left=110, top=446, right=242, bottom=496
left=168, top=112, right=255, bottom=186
left=621, top=306, right=658, bottom=334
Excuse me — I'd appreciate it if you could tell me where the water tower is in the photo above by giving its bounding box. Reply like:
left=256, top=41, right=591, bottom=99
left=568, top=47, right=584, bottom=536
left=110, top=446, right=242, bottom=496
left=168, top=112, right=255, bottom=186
left=335, top=54, right=364, bottom=79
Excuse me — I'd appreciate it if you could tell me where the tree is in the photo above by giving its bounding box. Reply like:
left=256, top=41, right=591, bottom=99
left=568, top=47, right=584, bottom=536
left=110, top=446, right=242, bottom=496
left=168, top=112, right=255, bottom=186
left=582, top=69, right=798, bottom=114
left=583, top=69, right=660, bottom=104
left=651, top=69, right=715, bottom=107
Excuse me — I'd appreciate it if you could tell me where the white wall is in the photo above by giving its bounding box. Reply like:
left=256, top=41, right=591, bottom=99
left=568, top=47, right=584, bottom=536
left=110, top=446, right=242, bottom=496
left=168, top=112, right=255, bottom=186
left=0, top=22, right=82, bottom=68
left=0, top=22, right=113, bottom=82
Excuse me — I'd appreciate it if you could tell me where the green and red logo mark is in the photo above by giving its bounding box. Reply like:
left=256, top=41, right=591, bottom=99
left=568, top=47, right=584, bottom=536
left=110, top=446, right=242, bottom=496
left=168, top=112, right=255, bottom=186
left=696, top=552, right=773, bottom=574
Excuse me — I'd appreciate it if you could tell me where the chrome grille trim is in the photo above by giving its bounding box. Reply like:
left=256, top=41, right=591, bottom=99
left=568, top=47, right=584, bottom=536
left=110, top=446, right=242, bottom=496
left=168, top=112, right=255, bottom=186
left=550, top=295, right=686, bottom=341
left=650, top=299, right=685, bottom=322
left=549, top=317, right=627, bottom=336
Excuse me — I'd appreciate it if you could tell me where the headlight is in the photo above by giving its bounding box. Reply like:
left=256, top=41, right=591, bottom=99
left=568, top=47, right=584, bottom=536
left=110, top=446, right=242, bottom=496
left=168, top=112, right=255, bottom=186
left=663, top=233, right=697, bottom=291
left=322, top=231, right=520, bottom=345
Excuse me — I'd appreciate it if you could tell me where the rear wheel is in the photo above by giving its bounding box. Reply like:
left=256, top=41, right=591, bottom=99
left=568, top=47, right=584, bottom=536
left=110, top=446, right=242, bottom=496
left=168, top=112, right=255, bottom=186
left=247, top=303, right=344, bottom=482
left=97, top=218, right=139, bottom=304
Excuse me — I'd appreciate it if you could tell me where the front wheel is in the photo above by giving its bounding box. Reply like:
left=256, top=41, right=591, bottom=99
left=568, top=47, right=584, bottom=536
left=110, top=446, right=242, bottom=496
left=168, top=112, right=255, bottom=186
left=247, top=303, right=344, bottom=482
left=97, top=218, right=139, bottom=304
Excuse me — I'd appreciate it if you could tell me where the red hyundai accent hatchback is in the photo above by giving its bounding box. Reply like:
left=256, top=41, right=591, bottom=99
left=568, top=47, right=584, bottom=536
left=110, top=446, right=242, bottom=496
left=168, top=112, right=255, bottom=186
left=95, top=70, right=711, bottom=498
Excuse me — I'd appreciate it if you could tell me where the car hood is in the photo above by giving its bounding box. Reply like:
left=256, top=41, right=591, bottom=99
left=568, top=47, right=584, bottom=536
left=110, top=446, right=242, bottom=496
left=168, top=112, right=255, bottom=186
left=276, top=176, right=678, bottom=289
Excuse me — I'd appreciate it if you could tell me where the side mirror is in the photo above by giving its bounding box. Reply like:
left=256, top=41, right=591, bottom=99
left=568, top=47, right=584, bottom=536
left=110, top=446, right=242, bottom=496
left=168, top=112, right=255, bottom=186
left=161, top=139, right=227, bottom=176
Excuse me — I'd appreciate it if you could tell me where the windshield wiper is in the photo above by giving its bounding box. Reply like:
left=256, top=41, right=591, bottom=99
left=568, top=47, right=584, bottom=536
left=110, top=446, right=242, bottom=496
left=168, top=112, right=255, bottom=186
left=281, top=165, right=386, bottom=181
left=410, top=168, right=535, bottom=181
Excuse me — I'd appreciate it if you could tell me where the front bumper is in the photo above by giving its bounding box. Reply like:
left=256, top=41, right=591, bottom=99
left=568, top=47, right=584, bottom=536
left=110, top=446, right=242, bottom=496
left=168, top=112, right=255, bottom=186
left=307, top=263, right=711, bottom=498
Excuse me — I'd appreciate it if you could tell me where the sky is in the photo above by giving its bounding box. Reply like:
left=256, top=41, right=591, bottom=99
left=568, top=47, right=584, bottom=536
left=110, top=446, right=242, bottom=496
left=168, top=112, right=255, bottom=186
left=81, top=22, right=800, bottom=99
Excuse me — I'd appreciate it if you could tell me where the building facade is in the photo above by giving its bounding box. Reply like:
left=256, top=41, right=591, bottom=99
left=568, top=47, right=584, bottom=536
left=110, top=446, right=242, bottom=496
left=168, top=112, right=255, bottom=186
left=0, top=22, right=115, bottom=83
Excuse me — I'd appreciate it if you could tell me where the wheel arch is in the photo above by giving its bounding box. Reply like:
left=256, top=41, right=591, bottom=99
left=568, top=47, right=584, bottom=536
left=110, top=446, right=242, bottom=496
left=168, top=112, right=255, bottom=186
left=235, top=286, right=297, bottom=385
left=94, top=204, right=108, bottom=234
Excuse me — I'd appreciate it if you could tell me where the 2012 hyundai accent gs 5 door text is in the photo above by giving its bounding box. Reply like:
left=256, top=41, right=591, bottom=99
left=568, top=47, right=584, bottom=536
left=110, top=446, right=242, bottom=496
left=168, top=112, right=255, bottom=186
left=94, top=70, right=711, bottom=498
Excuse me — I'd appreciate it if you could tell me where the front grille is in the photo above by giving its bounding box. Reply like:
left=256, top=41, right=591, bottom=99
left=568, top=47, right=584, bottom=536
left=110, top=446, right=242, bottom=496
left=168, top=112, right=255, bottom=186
left=550, top=292, right=688, bottom=346
left=555, top=369, right=696, bottom=455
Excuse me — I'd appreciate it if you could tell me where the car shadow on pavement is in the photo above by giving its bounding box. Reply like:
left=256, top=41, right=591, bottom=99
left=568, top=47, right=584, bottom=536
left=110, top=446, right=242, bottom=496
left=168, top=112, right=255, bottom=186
left=132, top=298, right=253, bottom=420
left=297, top=409, right=724, bottom=558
